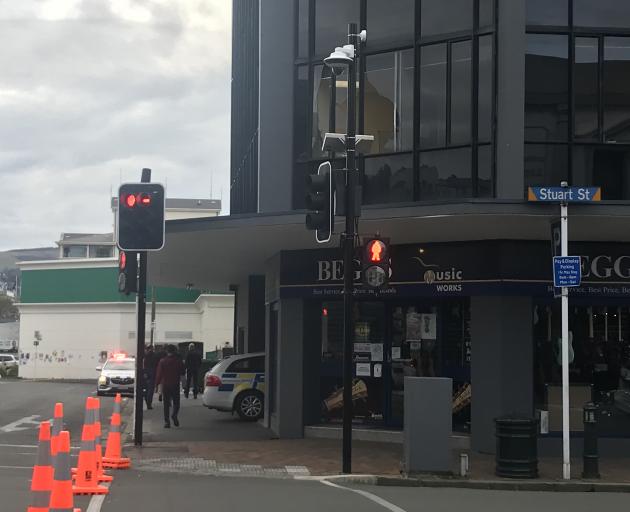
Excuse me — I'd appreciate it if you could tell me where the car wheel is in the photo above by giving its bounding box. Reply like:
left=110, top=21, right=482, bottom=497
left=235, top=390, right=264, bottom=421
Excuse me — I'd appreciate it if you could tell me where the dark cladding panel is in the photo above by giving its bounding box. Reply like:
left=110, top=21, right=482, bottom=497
left=230, top=0, right=259, bottom=214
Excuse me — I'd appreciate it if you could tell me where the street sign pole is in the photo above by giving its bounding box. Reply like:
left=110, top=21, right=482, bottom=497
left=560, top=191, right=570, bottom=480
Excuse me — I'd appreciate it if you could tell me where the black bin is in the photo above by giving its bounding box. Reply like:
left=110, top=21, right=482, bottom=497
left=495, top=416, right=539, bottom=478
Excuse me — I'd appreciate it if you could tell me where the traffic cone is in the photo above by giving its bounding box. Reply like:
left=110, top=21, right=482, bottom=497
left=50, top=402, right=64, bottom=467
left=103, top=394, right=130, bottom=469
left=92, top=398, right=113, bottom=483
left=26, top=421, right=54, bottom=512
left=49, top=431, right=80, bottom=512
left=72, top=398, right=108, bottom=495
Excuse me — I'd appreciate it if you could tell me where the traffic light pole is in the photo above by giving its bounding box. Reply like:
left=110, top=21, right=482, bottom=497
left=134, top=168, right=151, bottom=446
left=342, top=22, right=359, bottom=475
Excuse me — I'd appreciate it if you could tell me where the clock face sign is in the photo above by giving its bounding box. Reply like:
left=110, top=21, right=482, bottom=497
left=364, top=265, right=387, bottom=288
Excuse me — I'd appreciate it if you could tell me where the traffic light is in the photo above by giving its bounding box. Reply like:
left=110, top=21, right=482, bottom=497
left=305, top=162, right=333, bottom=243
left=117, top=183, right=165, bottom=251
left=361, top=237, right=390, bottom=289
left=118, top=250, right=138, bottom=295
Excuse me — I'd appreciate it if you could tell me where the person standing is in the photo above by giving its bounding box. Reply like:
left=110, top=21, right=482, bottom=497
left=155, top=344, right=185, bottom=428
left=184, top=343, right=202, bottom=399
left=143, top=345, right=161, bottom=410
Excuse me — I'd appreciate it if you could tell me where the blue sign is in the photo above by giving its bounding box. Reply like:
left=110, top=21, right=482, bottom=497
left=553, top=256, right=582, bottom=287
left=528, top=187, right=601, bottom=202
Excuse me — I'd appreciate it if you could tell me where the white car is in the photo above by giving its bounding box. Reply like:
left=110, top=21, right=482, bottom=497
left=96, top=355, right=136, bottom=396
left=202, top=352, right=265, bottom=421
left=0, top=354, right=18, bottom=368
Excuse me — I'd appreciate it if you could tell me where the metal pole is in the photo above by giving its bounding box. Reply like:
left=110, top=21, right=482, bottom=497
left=342, top=22, right=358, bottom=475
left=150, top=286, right=156, bottom=347
left=560, top=182, right=570, bottom=479
left=134, top=168, right=151, bottom=447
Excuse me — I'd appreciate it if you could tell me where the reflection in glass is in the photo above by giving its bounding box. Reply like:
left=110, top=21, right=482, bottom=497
left=312, top=65, right=349, bottom=158
left=419, top=148, right=472, bottom=200
left=524, top=143, right=568, bottom=187
left=364, top=50, right=414, bottom=153
left=478, top=36, right=493, bottom=143
left=479, top=0, right=494, bottom=27
left=420, top=44, right=447, bottom=148
left=573, top=146, right=630, bottom=200
left=575, top=38, right=599, bottom=141
left=574, top=0, right=630, bottom=29
left=525, top=34, right=569, bottom=141
left=604, top=38, right=630, bottom=143
left=478, top=144, right=493, bottom=198
left=366, top=0, right=414, bottom=49
left=421, top=0, right=472, bottom=38
left=314, top=0, right=360, bottom=57
left=363, top=153, right=413, bottom=204
left=526, top=0, right=568, bottom=26
left=451, top=41, right=472, bottom=145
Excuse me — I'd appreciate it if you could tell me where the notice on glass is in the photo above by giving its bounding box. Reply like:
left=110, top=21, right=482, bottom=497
left=420, top=313, right=437, bottom=340
left=410, top=341, right=422, bottom=351
left=356, top=363, right=371, bottom=377
left=354, top=343, right=371, bottom=353
left=406, top=310, right=422, bottom=341
left=373, top=363, right=382, bottom=378
left=370, top=343, right=384, bottom=362
left=391, top=347, right=401, bottom=360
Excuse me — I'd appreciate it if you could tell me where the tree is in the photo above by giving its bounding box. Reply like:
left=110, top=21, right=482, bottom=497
left=0, top=295, right=18, bottom=322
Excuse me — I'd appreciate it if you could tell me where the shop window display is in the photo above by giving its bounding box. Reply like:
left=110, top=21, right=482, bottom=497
left=534, top=304, right=630, bottom=436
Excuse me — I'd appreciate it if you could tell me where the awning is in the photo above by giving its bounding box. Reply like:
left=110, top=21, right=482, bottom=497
left=147, top=200, right=630, bottom=291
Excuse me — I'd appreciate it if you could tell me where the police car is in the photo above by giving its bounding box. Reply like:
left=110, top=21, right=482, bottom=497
left=96, top=353, right=136, bottom=397
left=202, top=352, right=265, bottom=421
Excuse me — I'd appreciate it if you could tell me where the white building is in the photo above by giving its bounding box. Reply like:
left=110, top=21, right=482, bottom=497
left=16, top=198, right=234, bottom=380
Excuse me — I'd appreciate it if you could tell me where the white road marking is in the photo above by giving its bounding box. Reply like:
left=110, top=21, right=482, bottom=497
left=0, top=415, right=42, bottom=433
left=86, top=482, right=110, bottom=512
left=320, top=479, right=408, bottom=512
left=0, top=465, right=32, bottom=469
left=0, top=444, right=80, bottom=450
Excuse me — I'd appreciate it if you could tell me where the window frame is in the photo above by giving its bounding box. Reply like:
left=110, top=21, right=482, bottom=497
left=293, top=0, right=498, bottom=205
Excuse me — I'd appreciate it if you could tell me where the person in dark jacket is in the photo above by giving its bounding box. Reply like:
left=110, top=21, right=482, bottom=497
left=155, top=344, right=185, bottom=428
left=143, top=345, right=161, bottom=410
left=184, top=343, right=203, bottom=399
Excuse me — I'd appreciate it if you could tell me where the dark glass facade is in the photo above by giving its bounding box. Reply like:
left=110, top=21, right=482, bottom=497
left=525, top=0, right=630, bottom=198
left=294, top=0, right=497, bottom=207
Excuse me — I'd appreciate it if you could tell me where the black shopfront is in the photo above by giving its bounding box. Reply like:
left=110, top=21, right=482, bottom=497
left=274, top=240, right=630, bottom=437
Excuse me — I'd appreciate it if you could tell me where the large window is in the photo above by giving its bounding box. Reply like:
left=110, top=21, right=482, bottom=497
left=62, top=245, right=87, bottom=258
left=294, top=0, right=497, bottom=206
left=525, top=3, right=630, bottom=197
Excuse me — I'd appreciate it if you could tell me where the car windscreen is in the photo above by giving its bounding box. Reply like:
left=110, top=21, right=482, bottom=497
left=104, top=360, right=135, bottom=371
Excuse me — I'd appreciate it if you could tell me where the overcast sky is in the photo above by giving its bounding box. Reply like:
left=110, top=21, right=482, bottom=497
left=0, top=0, right=231, bottom=251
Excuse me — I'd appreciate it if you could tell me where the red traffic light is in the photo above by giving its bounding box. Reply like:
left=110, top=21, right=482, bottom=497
left=367, top=239, right=386, bottom=263
left=140, top=194, right=151, bottom=206
left=124, top=194, right=137, bottom=208
left=119, top=251, right=126, bottom=270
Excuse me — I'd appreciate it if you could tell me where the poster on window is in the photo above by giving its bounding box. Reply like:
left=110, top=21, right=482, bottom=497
left=420, top=313, right=437, bottom=340
left=370, top=343, right=383, bottom=362
left=406, top=309, right=422, bottom=341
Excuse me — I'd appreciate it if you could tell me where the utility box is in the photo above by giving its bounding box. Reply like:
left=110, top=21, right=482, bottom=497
left=403, top=377, right=452, bottom=474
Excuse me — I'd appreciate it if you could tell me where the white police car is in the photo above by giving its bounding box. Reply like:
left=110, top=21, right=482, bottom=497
left=96, top=354, right=136, bottom=397
left=202, top=352, right=265, bottom=421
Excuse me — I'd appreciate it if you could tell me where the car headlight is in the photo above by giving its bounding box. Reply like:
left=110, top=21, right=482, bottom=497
left=98, top=376, right=108, bottom=385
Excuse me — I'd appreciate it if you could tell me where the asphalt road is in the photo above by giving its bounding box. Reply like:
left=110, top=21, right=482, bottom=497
left=0, top=379, right=116, bottom=511
left=3, top=379, right=630, bottom=512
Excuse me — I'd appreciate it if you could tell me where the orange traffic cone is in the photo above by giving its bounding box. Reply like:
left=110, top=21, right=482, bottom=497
left=49, top=431, right=80, bottom=512
left=92, top=398, right=113, bottom=483
left=50, top=402, right=64, bottom=466
left=72, top=398, right=108, bottom=495
left=103, top=394, right=130, bottom=469
left=26, top=421, right=54, bottom=512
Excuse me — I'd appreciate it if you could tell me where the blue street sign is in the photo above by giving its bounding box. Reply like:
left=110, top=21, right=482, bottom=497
left=528, top=187, right=601, bottom=202
left=553, top=256, right=582, bottom=287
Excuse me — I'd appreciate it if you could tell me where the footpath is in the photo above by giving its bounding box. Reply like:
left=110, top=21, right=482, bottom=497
left=121, top=397, right=630, bottom=492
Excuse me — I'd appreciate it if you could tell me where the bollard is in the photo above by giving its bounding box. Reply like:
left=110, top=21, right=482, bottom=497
left=582, top=402, right=600, bottom=479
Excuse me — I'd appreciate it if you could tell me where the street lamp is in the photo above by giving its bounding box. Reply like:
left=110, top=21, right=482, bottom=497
left=323, top=23, right=366, bottom=475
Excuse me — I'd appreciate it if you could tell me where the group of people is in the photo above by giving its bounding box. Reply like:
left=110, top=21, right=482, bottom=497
left=143, top=343, right=203, bottom=428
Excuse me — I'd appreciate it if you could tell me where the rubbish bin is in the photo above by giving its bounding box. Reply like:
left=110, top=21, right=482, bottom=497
left=495, top=416, right=538, bottom=478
